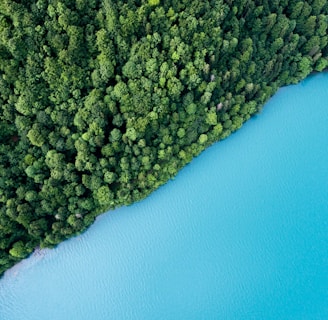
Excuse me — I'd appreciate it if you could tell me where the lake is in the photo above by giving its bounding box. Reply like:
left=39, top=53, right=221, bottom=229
left=0, top=74, right=327, bottom=319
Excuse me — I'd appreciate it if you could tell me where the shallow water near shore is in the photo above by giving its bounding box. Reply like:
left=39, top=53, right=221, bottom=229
left=0, top=74, right=328, bottom=319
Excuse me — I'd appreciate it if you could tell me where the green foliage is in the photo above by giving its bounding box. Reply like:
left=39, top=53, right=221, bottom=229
left=0, top=0, right=327, bottom=276
left=9, top=241, right=31, bottom=258
left=148, top=0, right=160, bottom=6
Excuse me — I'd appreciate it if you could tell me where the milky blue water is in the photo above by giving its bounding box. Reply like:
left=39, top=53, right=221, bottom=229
left=0, top=74, right=328, bottom=320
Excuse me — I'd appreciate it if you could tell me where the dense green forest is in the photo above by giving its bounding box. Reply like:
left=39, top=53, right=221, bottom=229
left=0, top=0, right=327, bottom=276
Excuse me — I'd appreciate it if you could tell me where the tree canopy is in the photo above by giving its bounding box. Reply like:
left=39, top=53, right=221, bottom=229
left=0, top=0, right=327, bottom=276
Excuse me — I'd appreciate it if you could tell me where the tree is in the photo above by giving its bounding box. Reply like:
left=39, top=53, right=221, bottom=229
left=95, top=185, right=114, bottom=207
left=27, top=124, right=46, bottom=147
left=9, top=241, right=30, bottom=258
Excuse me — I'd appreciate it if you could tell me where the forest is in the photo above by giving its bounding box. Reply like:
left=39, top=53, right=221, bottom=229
left=0, top=0, right=327, bottom=276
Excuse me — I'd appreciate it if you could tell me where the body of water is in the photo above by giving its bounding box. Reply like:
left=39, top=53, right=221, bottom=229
left=0, top=74, right=327, bottom=319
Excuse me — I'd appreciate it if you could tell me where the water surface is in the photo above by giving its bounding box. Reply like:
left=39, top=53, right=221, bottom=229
left=0, top=74, right=327, bottom=319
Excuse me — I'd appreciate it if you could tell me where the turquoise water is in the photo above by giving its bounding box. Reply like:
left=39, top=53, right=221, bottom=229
left=0, top=74, right=327, bottom=319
